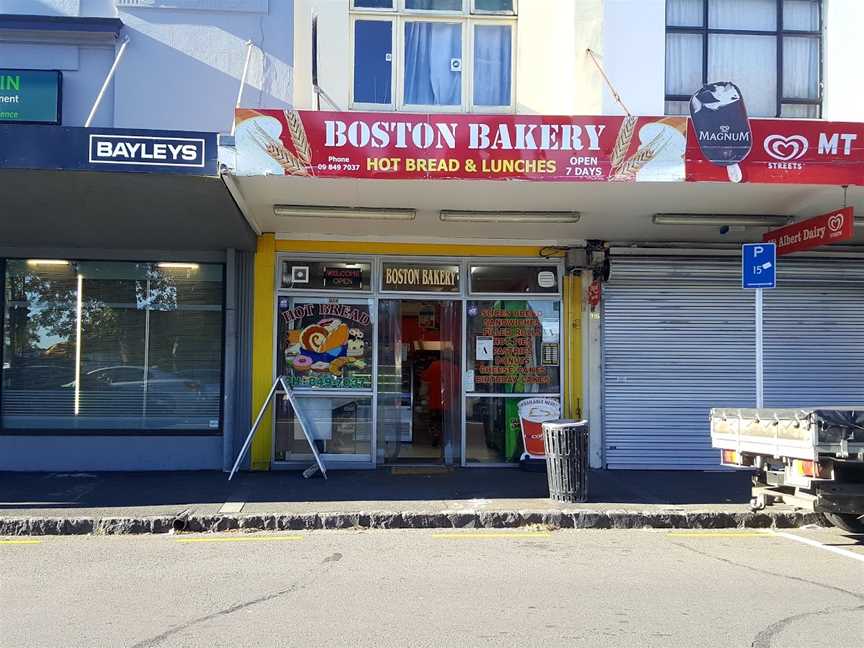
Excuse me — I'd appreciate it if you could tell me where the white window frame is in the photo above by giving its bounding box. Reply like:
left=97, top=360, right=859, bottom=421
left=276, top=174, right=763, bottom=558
left=350, top=0, right=516, bottom=113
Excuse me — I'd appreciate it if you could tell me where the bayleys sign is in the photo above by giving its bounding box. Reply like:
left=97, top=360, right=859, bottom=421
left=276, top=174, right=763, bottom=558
left=88, top=134, right=206, bottom=167
left=0, top=125, right=217, bottom=175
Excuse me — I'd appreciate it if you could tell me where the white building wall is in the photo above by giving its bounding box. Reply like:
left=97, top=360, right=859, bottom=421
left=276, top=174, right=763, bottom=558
left=0, top=0, right=294, bottom=131
left=0, top=1, right=859, bottom=128
left=822, top=0, right=864, bottom=122
left=600, top=0, right=666, bottom=116
left=114, top=0, right=294, bottom=132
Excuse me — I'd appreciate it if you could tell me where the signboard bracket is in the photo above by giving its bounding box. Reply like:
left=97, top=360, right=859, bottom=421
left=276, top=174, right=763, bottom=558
left=228, top=376, right=327, bottom=481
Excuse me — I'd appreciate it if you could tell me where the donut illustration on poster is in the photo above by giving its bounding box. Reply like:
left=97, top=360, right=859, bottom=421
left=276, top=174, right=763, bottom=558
left=278, top=299, right=372, bottom=389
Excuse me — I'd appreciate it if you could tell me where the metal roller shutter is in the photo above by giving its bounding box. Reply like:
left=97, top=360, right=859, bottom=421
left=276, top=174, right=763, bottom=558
left=602, top=256, right=864, bottom=470
left=764, top=261, right=864, bottom=407
left=602, top=257, right=754, bottom=469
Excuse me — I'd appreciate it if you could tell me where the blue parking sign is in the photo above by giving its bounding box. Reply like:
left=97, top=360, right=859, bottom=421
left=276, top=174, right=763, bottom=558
left=742, top=243, right=776, bottom=289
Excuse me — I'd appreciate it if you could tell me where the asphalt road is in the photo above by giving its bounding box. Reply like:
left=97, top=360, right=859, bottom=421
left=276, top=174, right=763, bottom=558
left=1, top=528, right=862, bottom=648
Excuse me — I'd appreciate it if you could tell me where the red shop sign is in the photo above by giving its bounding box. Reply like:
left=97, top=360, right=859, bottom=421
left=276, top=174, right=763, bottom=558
left=234, top=109, right=687, bottom=183
left=687, top=119, right=864, bottom=185
left=762, top=207, right=855, bottom=256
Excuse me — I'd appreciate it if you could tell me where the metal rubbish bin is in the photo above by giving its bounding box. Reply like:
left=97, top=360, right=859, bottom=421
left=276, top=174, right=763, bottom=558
left=542, top=420, right=589, bottom=503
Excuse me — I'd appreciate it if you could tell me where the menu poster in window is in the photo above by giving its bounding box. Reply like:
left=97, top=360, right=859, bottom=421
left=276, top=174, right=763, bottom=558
left=469, top=301, right=559, bottom=393
left=279, top=300, right=372, bottom=389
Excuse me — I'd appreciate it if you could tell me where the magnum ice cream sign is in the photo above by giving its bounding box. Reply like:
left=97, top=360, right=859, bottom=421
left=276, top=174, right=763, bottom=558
left=689, top=82, right=752, bottom=182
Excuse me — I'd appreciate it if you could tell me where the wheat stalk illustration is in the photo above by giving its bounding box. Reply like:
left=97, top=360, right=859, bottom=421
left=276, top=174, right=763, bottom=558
left=249, top=121, right=310, bottom=176
left=610, top=115, right=637, bottom=172
left=610, top=129, right=672, bottom=182
left=284, top=109, right=312, bottom=167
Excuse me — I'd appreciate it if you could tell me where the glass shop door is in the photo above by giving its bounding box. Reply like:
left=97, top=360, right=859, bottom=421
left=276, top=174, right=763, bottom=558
left=376, top=299, right=462, bottom=465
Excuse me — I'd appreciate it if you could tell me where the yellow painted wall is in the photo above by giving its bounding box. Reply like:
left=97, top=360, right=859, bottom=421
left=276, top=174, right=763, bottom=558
left=249, top=237, right=584, bottom=469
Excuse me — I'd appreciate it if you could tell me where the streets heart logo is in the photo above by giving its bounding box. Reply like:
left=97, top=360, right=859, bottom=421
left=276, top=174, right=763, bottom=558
left=763, top=134, right=809, bottom=162
left=828, top=211, right=845, bottom=233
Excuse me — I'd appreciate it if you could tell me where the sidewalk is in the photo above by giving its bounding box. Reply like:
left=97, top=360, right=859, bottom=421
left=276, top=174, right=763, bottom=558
left=0, top=468, right=825, bottom=535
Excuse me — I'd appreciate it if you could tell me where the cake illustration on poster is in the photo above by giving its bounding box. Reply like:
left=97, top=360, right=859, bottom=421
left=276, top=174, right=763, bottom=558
left=279, top=301, right=371, bottom=389
left=690, top=82, right=752, bottom=183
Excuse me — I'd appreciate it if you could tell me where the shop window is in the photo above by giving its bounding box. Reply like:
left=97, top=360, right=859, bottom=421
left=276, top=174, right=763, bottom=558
left=1, top=260, right=224, bottom=433
left=278, top=297, right=374, bottom=391
left=351, top=0, right=516, bottom=112
left=465, top=300, right=561, bottom=395
left=665, top=0, right=822, bottom=118
left=275, top=395, right=373, bottom=460
left=469, top=264, right=559, bottom=294
left=280, top=260, right=372, bottom=291
left=465, top=395, right=560, bottom=463
left=276, top=294, right=375, bottom=461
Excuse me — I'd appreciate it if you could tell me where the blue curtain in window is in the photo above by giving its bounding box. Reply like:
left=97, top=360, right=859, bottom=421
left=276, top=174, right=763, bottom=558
left=473, top=24, right=511, bottom=106
left=404, top=22, right=461, bottom=106
left=354, top=20, right=392, bottom=104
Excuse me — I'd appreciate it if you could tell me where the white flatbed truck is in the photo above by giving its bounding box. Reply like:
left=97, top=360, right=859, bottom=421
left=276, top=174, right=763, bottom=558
left=710, top=407, right=864, bottom=532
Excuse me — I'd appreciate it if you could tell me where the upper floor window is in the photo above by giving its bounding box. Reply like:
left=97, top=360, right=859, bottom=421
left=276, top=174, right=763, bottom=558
left=351, top=0, right=516, bottom=112
left=665, top=0, right=822, bottom=118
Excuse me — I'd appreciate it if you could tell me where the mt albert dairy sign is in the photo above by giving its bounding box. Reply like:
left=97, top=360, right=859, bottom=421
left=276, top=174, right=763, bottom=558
left=763, top=208, right=855, bottom=256
left=0, top=69, right=61, bottom=124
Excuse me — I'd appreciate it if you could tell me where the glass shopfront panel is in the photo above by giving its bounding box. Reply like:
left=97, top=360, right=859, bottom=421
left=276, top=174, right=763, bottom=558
left=465, top=300, right=561, bottom=394
left=276, top=294, right=374, bottom=461
left=274, top=394, right=372, bottom=460
left=376, top=299, right=461, bottom=464
left=470, top=264, right=559, bottom=294
left=278, top=297, right=373, bottom=390
left=274, top=255, right=564, bottom=467
left=280, top=260, right=372, bottom=291
left=465, top=395, right=562, bottom=463
left=1, top=259, right=225, bottom=432
left=464, top=299, right=562, bottom=464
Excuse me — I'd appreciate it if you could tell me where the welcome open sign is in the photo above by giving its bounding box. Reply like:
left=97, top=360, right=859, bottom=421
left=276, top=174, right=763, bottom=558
left=0, top=69, right=61, bottom=125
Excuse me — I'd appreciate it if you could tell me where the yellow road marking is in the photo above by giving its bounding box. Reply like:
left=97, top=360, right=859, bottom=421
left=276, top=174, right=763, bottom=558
left=432, top=531, right=551, bottom=539
left=667, top=531, right=773, bottom=538
left=0, top=539, right=42, bottom=545
left=176, top=535, right=304, bottom=543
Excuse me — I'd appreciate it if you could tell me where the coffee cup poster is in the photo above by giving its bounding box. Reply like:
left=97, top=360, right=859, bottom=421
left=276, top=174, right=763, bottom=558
left=278, top=301, right=372, bottom=390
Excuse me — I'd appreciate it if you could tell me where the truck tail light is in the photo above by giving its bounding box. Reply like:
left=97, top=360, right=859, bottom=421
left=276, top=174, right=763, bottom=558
left=722, top=450, right=739, bottom=464
left=793, top=459, right=815, bottom=477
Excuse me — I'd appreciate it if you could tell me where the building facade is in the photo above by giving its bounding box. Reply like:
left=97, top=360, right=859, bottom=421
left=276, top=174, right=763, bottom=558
left=2, top=0, right=864, bottom=474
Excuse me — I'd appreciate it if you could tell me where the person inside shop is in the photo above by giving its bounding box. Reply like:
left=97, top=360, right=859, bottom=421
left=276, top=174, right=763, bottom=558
left=420, top=357, right=456, bottom=447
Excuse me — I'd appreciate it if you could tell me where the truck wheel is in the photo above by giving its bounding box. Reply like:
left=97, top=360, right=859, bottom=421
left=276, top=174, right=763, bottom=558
left=824, top=513, right=864, bottom=533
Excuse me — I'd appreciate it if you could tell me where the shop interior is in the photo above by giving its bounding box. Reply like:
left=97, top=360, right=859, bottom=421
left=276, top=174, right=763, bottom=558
left=377, top=300, right=461, bottom=464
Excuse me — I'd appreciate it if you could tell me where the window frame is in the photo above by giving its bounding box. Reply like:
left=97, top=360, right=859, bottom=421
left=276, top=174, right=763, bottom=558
left=0, top=257, right=227, bottom=437
left=350, top=0, right=517, bottom=113
left=664, top=0, right=823, bottom=118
